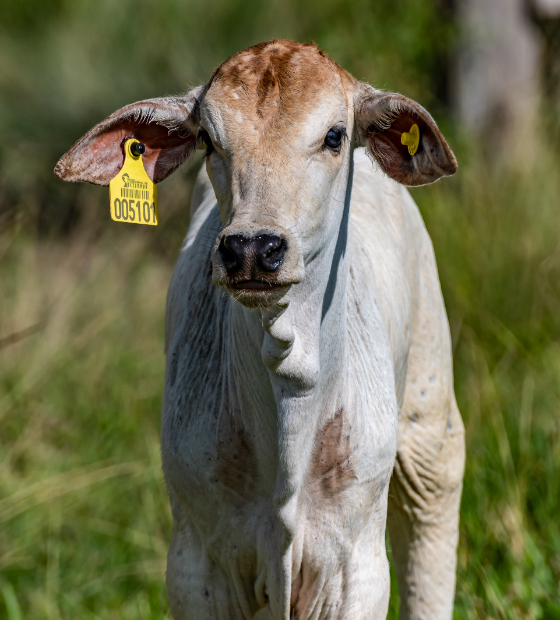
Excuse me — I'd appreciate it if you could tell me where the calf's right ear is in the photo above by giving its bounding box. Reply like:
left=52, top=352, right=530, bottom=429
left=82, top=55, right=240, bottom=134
left=55, top=86, right=204, bottom=186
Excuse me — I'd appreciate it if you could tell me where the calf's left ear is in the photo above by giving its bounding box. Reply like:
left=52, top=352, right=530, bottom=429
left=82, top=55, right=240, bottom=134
left=354, top=83, right=457, bottom=186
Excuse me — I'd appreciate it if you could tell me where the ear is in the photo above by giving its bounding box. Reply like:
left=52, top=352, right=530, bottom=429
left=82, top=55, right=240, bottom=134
left=54, top=86, right=204, bottom=186
left=354, top=83, right=457, bottom=186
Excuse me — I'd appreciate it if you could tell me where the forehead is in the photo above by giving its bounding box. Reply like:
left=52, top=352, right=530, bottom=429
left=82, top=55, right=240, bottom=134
left=202, top=40, right=354, bottom=133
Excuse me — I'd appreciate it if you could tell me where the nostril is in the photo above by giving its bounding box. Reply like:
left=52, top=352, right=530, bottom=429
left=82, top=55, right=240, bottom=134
left=260, top=235, right=282, bottom=254
left=255, top=235, right=286, bottom=272
left=219, top=235, right=245, bottom=273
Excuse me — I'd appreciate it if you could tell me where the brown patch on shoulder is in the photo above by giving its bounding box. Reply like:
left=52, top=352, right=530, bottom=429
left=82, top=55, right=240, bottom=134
left=308, top=408, right=356, bottom=497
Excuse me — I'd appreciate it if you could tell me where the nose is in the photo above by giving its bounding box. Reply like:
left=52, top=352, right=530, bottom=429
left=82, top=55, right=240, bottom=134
left=219, top=234, right=286, bottom=274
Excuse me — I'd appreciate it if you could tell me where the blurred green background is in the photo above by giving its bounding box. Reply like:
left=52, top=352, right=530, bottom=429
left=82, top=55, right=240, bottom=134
left=1, top=1, right=560, bottom=618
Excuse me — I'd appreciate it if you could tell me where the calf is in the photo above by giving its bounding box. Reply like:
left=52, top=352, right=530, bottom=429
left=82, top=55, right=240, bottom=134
left=56, top=40, right=465, bottom=620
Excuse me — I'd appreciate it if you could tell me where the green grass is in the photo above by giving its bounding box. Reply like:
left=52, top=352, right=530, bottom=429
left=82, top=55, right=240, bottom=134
left=2, top=150, right=560, bottom=619
left=0, top=228, right=173, bottom=619
left=414, top=148, right=560, bottom=619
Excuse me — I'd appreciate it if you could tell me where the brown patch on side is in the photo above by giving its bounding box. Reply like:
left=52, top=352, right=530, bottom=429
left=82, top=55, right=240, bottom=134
left=308, top=408, right=356, bottom=497
left=215, top=406, right=259, bottom=504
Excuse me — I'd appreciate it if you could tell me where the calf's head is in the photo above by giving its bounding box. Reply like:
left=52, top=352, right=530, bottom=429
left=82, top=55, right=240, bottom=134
left=56, top=40, right=456, bottom=308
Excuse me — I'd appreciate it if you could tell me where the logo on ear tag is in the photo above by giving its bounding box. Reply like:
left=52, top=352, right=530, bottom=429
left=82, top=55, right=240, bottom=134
left=401, top=124, right=420, bottom=156
left=109, top=139, right=159, bottom=225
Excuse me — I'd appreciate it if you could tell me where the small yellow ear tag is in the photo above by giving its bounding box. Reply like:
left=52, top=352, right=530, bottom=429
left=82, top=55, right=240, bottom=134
left=400, top=123, right=420, bottom=156
left=109, top=139, right=159, bottom=226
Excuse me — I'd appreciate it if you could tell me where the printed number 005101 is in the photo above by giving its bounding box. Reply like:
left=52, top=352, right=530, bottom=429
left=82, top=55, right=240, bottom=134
left=111, top=198, right=158, bottom=225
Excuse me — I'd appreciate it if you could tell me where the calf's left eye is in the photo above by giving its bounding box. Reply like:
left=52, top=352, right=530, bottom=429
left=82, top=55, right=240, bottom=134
left=324, top=127, right=343, bottom=151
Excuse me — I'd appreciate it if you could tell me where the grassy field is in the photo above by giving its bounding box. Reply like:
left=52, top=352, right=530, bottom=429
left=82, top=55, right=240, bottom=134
left=418, top=151, right=560, bottom=620
left=0, top=226, right=173, bottom=619
left=1, top=148, right=560, bottom=619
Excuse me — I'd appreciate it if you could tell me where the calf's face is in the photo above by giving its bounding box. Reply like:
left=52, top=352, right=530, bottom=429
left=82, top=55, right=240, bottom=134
left=200, top=44, right=357, bottom=308
left=55, top=40, right=457, bottom=309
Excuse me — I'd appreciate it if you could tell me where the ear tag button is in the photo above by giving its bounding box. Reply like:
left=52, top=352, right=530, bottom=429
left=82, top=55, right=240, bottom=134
left=109, top=139, right=159, bottom=226
left=401, top=123, right=420, bottom=156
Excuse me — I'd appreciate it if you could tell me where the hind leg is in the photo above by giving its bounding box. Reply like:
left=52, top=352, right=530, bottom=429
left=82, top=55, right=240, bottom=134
left=387, top=273, right=465, bottom=619
left=388, top=398, right=464, bottom=619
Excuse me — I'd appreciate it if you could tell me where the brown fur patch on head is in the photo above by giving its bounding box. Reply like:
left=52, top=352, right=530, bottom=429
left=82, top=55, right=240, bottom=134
left=207, top=40, right=355, bottom=127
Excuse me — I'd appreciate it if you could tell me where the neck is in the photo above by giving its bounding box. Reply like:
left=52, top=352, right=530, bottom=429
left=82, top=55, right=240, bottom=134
left=227, top=156, right=354, bottom=530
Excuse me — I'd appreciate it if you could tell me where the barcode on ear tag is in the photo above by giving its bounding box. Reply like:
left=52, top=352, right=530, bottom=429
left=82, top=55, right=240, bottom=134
left=109, top=139, right=159, bottom=226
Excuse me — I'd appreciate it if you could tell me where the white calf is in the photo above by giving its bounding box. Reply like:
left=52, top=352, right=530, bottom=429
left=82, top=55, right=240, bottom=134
left=56, top=39, right=465, bottom=620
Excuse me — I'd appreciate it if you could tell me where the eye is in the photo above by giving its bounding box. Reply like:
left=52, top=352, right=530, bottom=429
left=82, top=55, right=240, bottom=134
left=323, top=127, right=344, bottom=152
left=197, top=129, right=215, bottom=156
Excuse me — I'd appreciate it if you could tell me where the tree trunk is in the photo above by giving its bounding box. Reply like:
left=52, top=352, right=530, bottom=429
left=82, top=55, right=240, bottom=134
left=451, top=0, right=542, bottom=161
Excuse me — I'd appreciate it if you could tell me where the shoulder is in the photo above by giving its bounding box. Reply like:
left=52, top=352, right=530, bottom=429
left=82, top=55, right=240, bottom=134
left=165, top=178, right=224, bottom=352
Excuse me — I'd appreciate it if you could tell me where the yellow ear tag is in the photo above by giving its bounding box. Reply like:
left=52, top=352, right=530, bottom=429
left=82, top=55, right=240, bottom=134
left=400, top=123, right=420, bottom=156
left=109, top=139, right=158, bottom=225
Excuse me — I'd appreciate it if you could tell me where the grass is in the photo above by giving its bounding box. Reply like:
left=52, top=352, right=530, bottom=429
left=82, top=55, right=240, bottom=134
left=1, top=148, right=560, bottom=618
left=414, top=147, right=560, bottom=619
left=0, top=226, right=174, bottom=619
